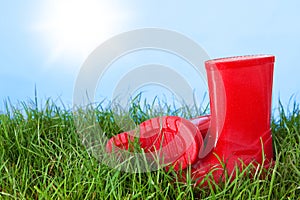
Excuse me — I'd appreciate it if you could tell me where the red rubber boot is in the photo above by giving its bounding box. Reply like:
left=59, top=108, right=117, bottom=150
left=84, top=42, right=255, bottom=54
left=106, top=116, right=203, bottom=171
left=191, top=55, right=275, bottom=185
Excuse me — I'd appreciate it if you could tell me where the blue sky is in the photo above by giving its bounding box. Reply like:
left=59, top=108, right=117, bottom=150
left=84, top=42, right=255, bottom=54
left=1, top=0, right=299, bottom=112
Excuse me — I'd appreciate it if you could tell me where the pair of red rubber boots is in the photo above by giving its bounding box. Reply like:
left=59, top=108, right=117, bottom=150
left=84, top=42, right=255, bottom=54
left=106, top=55, right=275, bottom=185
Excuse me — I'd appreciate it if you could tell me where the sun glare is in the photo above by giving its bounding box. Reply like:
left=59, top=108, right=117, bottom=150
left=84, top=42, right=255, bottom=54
left=34, top=0, right=131, bottom=63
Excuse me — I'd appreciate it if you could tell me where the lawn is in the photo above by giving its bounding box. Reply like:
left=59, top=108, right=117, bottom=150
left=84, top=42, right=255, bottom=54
left=0, top=97, right=299, bottom=199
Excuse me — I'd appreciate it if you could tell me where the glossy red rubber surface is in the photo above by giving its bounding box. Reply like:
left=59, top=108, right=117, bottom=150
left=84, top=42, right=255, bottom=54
left=191, top=55, right=275, bottom=185
left=190, top=115, right=211, bottom=139
left=106, top=116, right=202, bottom=170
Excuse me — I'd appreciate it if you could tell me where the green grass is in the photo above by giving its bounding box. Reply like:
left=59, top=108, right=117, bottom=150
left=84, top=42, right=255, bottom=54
left=0, top=96, right=299, bottom=199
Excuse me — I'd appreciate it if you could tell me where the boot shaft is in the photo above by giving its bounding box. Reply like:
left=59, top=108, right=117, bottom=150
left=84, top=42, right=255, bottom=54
left=205, top=55, right=275, bottom=143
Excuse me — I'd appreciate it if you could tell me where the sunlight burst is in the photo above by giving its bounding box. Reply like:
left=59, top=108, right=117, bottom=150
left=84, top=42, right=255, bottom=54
left=34, top=0, right=131, bottom=63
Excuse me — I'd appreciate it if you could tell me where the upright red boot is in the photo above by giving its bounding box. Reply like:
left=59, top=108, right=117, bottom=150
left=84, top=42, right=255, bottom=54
left=191, top=55, right=275, bottom=185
